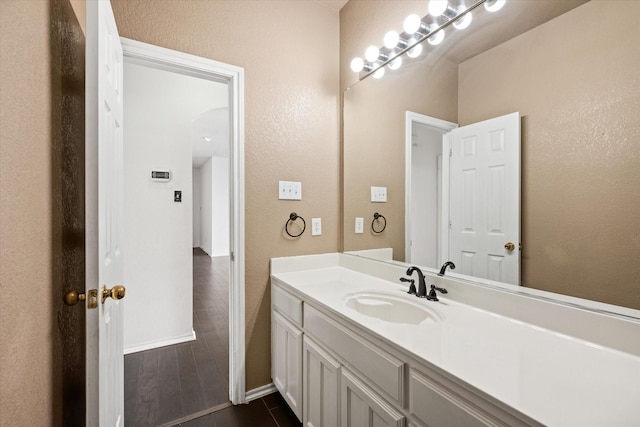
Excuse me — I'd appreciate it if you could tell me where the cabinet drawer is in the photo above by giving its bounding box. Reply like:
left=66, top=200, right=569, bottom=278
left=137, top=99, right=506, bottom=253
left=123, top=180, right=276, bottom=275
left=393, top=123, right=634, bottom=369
left=409, top=368, right=537, bottom=427
left=304, top=304, right=405, bottom=406
left=273, top=283, right=303, bottom=326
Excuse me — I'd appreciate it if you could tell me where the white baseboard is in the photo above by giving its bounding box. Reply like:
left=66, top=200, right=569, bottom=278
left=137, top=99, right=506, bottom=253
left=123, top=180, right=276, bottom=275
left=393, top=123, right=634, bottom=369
left=245, top=383, right=277, bottom=402
left=124, top=330, right=196, bottom=355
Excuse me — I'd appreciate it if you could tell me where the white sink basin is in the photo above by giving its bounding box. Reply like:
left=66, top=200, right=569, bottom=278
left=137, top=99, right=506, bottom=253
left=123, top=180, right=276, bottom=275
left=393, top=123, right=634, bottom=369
left=344, top=292, right=441, bottom=325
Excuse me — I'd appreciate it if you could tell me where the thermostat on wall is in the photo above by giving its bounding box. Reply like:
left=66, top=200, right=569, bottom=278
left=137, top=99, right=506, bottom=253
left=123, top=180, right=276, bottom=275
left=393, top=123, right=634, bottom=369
left=151, top=170, right=171, bottom=182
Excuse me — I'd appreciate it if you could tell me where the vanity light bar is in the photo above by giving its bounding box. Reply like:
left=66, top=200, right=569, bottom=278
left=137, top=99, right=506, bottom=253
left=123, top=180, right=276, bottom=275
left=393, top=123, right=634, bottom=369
left=352, top=0, right=503, bottom=81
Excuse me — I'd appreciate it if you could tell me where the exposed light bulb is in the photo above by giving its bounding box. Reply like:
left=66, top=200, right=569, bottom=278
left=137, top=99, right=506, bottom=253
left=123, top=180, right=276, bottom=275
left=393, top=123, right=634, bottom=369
left=407, top=39, right=422, bottom=58
left=365, top=45, right=380, bottom=62
left=403, top=14, right=422, bottom=35
left=350, top=57, right=364, bottom=72
left=453, top=10, right=472, bottom=30
left=387, top=56, right=402, bottom=70
left=428, top=29, right=445, bottom=45
left=428, top=0, right=448, bottom=17
left=384, top=31, right=400, bottom=49
left=372, top=66, right=385, bottom=79
left=485, top=0, right=506, bottom=12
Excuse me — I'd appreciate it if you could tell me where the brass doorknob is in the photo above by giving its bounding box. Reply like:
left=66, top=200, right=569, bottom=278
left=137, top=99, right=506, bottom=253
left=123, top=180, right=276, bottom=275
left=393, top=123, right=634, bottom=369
left=101, top=285, right=126, bottom=304
left=64, top=290, right=85, bottom=306
left=64, top=289, right=98, bottom=309
left=504, top=242, right=516, bottom=251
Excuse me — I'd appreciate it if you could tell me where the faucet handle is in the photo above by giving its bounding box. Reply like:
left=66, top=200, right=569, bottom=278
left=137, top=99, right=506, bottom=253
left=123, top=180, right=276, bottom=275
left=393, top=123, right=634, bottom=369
left=427, top=284, right=448, bottom=301
left=400, top=277, right=416, bottom=295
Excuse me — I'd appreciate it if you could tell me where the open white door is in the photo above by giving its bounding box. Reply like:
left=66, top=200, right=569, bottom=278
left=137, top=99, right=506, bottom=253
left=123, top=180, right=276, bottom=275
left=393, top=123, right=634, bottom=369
left=86, top=0, right=125, bottom=425
left=448, top=112, right=520, bottom=285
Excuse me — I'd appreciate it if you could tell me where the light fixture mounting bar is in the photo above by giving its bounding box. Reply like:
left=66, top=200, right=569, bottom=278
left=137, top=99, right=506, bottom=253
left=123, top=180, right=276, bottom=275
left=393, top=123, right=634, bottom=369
left=358, top=0, right=488, bottom=81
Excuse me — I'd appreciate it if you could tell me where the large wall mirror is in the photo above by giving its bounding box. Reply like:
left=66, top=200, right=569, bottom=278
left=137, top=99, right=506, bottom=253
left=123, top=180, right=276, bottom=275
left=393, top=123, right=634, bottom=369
left=342, top=0, right=640, bottom=311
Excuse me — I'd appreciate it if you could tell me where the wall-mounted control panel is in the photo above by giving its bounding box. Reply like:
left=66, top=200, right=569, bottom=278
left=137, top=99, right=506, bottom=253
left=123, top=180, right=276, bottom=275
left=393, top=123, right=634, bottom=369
left=371, top=186, right=387, bottom=202
left=279, top=181, right=302, bottom=200
left=151, top=170, right=171, bottom=182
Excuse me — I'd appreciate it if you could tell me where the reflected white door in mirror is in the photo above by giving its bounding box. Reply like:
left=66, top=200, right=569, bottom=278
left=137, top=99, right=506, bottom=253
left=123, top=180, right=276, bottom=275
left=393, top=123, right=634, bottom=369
left=406, top=112, right=520, bottom=285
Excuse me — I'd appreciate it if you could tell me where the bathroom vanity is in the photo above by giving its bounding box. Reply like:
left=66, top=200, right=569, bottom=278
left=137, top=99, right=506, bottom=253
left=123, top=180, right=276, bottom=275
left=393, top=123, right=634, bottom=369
left=271, top=253, right=640, bottom=427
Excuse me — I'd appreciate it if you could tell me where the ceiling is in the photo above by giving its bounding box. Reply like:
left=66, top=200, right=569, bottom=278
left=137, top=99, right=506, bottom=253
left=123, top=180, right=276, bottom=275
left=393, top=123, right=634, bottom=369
left=316, top=0, right=349, bottom=12
left=124, top=60, right=229, bottom=168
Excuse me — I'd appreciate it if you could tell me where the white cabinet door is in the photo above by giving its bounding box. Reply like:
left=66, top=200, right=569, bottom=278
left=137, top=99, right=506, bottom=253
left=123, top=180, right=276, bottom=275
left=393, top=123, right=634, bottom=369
left=341, top=369, right=405, bottom=427
left=272, top=311, right=303, bottom=421
left=304, top=336, right=341, bottom=427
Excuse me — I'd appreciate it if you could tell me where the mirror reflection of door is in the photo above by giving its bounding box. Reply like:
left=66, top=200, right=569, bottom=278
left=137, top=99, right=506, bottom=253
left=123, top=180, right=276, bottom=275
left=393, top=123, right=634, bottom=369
left=449, top=112, right=521, bottom=285
left=407, top=112, right=520, bottom=284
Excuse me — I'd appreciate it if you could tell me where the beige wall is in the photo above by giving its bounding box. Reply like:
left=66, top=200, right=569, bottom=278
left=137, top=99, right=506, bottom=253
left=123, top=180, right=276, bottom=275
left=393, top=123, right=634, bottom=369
left=1, top=1, right=55, bottom=424
left=110, top=0, right=340, bottom=390
left=458, top=0, right=640, bottom=309
left=1, top=0, right=86, bottom=424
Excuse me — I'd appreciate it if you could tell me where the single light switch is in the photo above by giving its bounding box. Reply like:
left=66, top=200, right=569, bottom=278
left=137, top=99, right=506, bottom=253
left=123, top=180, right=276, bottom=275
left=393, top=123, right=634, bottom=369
left=355, top=217, right=364, bottom=234
left=311, top=218, right=322, bottom=236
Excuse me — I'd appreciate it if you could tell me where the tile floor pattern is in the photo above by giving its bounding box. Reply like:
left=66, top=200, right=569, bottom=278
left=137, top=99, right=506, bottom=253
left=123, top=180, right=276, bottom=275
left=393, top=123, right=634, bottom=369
left=177, top=392, right=302, bottom=427
left=125, top=249, right=233, bottom=425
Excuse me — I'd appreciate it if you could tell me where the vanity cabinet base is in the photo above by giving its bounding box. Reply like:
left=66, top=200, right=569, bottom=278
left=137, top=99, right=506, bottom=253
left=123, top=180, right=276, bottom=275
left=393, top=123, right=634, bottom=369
left=341, top=368, right=405, bottom=427
left=272, top=311, right=302, bottom=421
left=303, top=336, right=340, bottom=427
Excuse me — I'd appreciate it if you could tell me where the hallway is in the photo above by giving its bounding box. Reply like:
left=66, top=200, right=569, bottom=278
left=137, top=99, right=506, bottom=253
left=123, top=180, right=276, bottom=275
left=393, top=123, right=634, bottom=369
left=124, top=249, right=230, bottom=425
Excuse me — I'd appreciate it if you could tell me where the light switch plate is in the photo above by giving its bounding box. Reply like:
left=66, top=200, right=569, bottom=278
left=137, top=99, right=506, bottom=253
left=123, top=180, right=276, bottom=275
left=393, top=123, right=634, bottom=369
left=371, top=186, right=387, bottom=202
left=279, top=181, right=302, bottom=200
left=355, top=217, right=364, bottom=234
left=311, top=218, right=322, bottom=236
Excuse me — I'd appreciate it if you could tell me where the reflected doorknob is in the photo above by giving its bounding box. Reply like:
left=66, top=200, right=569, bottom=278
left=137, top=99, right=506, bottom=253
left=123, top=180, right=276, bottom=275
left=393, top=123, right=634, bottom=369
left=101, top=285, right=126, bottom=304
left=504, top=242, right=516, bottom=251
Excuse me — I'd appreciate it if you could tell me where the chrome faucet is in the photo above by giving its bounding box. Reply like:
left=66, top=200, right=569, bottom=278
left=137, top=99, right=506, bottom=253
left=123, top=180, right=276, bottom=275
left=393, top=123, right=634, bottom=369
left=438, top=261, right=456, bottom=276
left=405, top=266, right=427, bottom=298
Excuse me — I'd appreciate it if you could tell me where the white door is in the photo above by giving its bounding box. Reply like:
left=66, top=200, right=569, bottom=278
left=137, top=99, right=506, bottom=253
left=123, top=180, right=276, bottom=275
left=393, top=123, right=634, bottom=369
left=448, top=112, right=520, bottom=285
left=86, top=0, right=125, bottom=425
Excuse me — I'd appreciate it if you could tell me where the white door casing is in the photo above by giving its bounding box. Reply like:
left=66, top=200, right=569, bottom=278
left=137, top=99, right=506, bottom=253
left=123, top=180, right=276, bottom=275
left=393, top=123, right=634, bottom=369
left=119, top=37, right=246, bottom=404
left=448, top=112, right=521, bottom=285
left=85, top=0, right=124, bottom=425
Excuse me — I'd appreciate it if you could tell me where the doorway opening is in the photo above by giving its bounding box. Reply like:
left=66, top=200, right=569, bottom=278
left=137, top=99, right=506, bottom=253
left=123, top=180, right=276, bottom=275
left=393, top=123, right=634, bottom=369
left=119, top=38, right=245, bottom=424
left=405, top=112, right=457, bottom=269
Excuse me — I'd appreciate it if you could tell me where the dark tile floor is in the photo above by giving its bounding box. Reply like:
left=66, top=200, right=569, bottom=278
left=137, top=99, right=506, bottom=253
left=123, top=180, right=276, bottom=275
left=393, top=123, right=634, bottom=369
left=124, top=249, right=233, bottom=426
left=177, top=392, right=301, bottom=427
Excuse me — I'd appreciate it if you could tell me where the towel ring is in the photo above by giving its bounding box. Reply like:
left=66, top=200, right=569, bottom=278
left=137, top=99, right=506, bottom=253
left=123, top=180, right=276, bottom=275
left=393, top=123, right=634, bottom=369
left=372, top=212, right=386, bottom=234
left=285, top=212, right=306, bottom=238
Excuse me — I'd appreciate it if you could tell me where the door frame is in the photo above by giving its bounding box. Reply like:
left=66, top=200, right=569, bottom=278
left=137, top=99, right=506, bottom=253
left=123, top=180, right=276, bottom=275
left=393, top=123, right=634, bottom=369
left=404, top=111, right=457, bottom=268
left=120, top=38, right=246, bottom=404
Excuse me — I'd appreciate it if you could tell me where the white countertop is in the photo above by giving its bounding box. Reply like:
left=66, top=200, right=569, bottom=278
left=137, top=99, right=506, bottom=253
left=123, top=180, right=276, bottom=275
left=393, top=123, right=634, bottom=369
left=272, top=265, right=640, bottom=426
